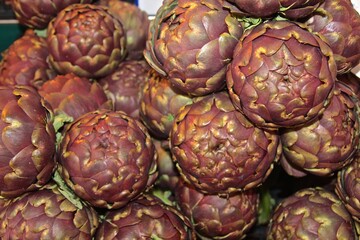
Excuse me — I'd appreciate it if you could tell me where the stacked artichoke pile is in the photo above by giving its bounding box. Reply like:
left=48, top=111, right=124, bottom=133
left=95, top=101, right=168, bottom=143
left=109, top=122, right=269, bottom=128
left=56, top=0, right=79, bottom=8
left=0, top=0, right=359, bottom=239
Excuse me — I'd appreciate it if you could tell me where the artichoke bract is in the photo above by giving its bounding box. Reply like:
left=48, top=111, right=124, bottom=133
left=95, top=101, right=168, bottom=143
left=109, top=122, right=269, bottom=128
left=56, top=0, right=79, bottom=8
left=57, top=109, right=158, bottom=209
left=0, top=86, right=56, bottom=199
left=0, top=29, right=56, bottom=89
left=305, top=0, right=360, bottom=73
left=280, top=81, right=360, bottom=176
left=170, top=91, right=281, bottom=195
left=95, top=194, right=196, bottom=239
left=98, top=60, right=150, bottom=119
left=47, top=3, right=126, bottom=78
left=10, top=0, right=92, bottom=29
left=96, top=0, right=150, bottom=60
left=175, top=179, right=259, bottom=240
left=38, top=73, right=112, bottom=123
left=144, top=0, right=244, bottom=97
left=227, top=20, right=336, bottom=130
left=267, top=187, right=357, bottom=239
left=0, top=183, right=99, bottom=239
left=140, top=69, right=194, bottom=140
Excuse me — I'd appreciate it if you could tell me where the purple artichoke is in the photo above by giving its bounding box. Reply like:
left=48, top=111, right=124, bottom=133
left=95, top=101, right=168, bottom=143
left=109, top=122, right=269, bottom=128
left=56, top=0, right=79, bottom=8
left=227, top=20, right=337, bottom=129
left=144, top=0, right=244, bottom=96
left=95, top=194, right=196, bottom=239
left=170, top=91, right=281, bottom=195
left=47, top=3, right=127, bottom=78
left=98, top=60, right=150, bottom=119
left=57, top=109, right=158, bottom=209
left=175, top=179, right=259, bottom=240
left=0, top=85, right=56, bottom=199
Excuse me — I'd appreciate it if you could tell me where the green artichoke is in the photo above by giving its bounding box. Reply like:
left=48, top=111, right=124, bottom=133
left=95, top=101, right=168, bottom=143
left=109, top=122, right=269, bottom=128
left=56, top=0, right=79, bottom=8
left=144, top=0, right=244, bottom=96
left=98, top=60, right=150, bottom=119
left=175, top=179, right=259, bottom=240
left=280, top=81, right=360, bottom=177
left=0, top=29, right=56, bottom=89
left=95, top=194, right=196, bottom=239
left=96, top=0, right=150, bottom=60
left=47, top=3, right=127, bottom=78
left=0, top=85, right=56, bottom=199
left=170, top=91, right=281, bottom=195
left=57, top=109, right=158, bottom=209
left=10, top=0, right=92, bottom=29
left=227, top=20, right=336, bottom=129
left=38, top=73, right=112, bottom=123
left=0, top=183, right=99, bottom=239
left=140, top=69, right=194, bottom=140
left=267, top=187, right=357, bottom=239
left=305, top=0, right=360, bottom=73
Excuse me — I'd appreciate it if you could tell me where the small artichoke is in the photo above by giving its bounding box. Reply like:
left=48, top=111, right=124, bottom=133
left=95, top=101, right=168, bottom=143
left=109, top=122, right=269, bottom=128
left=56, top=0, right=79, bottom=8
left=175, top=179, right=259, bottom=240
left=280, top=81, right=360, bottom=176
left=170, top=91, right=281, bottom=195
left=0, top=183, right=99, bottom=239
left=227, top=20, right=336, bottom=129
left=144, top=0, right=244, bottom=96
left=96, top=0, right=150, bottom=60
left=0, top=29, right=56, bottom=89
left=267, top=187, right=357, bottom=239
left=10, top=0, right=92, bottom=29
left=140, top=69, right=194, bottom=140
left=98, top=60, right=150, bottom=119
left=95, top=194, right=196, bottom=239
left=57, top=109, right=158, bottom=209
left=305, top=0, right=360, bottom=73
left=47, top=3, right=127, bottom=78
left=0, top=85, right=56, bottom=199
left=38, top=73, right=112, bottom=122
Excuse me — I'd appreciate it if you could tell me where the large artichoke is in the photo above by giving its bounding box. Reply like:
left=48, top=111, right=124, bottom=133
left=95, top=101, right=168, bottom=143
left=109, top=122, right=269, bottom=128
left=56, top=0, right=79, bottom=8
left=175, top=179, right=259, bottom=240
left=47, top=3, right=127, bottom=78
left=280, top=81, right=360, bottom=177
left=95, top=194, right=196, bottom=239
left=57, top=109, right=158, bottom=209
left=226, top=20, right=336, bottom=129
left=267, top=187, right=357, bottom=239
left=140, top=69, right=194, bottom=140
left=96, top=0, right=150, bottom=60
left=0, top=85, right=56, bottom=199
left=0, top=183, right=99, bottom=239
left=10, top=0, right=92, bottom=29
left=144, top=0, right=244, bottom=96
left=98, top=60, right=150, bottom=119
left=170, top=91, right=281, bottom=195
left=38, top=73, right=112, bottom=123
left=305, top=0, right=360, bottom=73
left=0, top=29, right=56, bottom=89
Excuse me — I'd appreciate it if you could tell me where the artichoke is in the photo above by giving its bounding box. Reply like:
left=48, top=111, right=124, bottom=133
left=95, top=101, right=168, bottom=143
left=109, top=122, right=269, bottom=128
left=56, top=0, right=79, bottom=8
left=10, top=0, right=92, bottom=29
left=98, top=60, right=150, bottom=119
left=0, top=85, right=56, bottom=199
left=57, top=109, right=158, bottom=209
left=95, top=194, right=196, bottom=239
left=280, top=81, right=360, bottom=177
left=305, top=0, right=360, bottom=73
left=144, top=0, right=244, bottom=96
left=38, top=73, right=112, bottom=123
left=267, top=187, right=357, bottom=239
left=0, top=183, right=99, bottom=239
left=0, top=29, right=56, bottom=89
left=170, top=91, right=281, bottom=195
left=47, top=3, right=127, bottom=78
left=227, top=20, right=336, bottom=129
left=96, top=0, right=150, bottom=60
left=140, top=69, right=194, bottom=140
left=175, top=179, right=259, bottom=240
